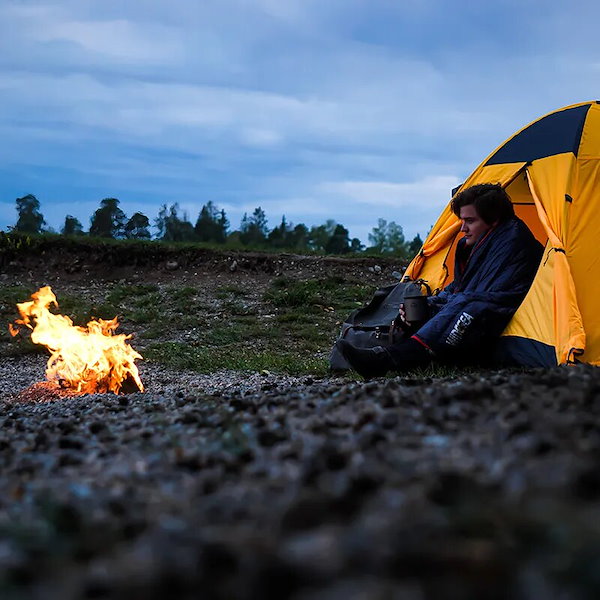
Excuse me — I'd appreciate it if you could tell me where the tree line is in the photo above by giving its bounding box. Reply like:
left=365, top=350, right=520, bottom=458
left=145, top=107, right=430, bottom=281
left=6, top=194, right=423, bottom=257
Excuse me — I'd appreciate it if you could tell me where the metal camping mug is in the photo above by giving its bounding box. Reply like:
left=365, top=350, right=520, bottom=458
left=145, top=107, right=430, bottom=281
left=403, top=293, right=429, bottom=325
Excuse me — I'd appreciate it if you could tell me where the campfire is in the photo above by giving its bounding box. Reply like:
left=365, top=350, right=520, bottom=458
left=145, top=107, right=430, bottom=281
left=9, top=286, right=144, bottom=395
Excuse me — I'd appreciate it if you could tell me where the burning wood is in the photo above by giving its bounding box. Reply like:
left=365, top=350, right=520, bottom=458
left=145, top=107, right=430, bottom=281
left=9, top=286, right=144, bottom=395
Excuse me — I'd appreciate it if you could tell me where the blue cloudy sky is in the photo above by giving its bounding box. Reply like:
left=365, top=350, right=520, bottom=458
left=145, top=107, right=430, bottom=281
left=1, top=0, right=599, bottom=243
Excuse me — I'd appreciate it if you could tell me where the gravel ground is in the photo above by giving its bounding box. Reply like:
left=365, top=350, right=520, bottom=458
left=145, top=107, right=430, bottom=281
left=2, top=357, right=600, bottom=600
left=2, top=249, right=600, bottom=599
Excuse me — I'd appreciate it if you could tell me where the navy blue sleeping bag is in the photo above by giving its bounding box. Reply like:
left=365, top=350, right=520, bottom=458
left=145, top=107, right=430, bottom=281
left=414, top=217, right=544, bottom=359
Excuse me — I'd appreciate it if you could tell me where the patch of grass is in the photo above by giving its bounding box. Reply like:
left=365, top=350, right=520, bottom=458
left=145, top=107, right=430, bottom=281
left=129, top=307, right=162, bottom=325
left=131, top=292, right=163, bottom=310
left=264, top=276, right=372, bottom=313
left=144, top=342, right=328, bottom=375
left=220, top=299, right=258, bottom=316
left=275, top=311, right=318, bottom=325
left=56, top=295, right=118, bottom=325
left=194, top=316, right=278, bottom=346
left=1, top=337, right=44, bottom=357
left=139, top=323, right=165, bottom=340
left=0, top=285, right=38, bottom=323
left=104, top=284, right=206, bottom=328
left=215, top=284, right=248, bottom=299
left=106, top=284, right=160, bottom=304
left=165, top=286, right=204, bottom=313
left=0, top=285, right=38, bottom=306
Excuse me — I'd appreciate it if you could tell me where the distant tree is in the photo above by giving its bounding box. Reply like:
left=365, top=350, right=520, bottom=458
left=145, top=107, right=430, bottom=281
left=13, top=194, right=46, bottom=234
left=195, top=201, right=228, bottom=244
left=308, top=219, right=337, bottom=251
left=61, top=215, right=84, bottom=236
left=368, top=219, right=407, bottom=256
left=350, top=237, right=364, bottom=253
left=240, top=207, right=268, bottom=246
left=89, top=198, right=127, bottom=239
left=289, top=223, right=309, bottom=250
left=155, top=203, right=196, bottom=242
left=251, top=207, right=268, bottom=236
left=195, top=201, right=216, bottom=242
left=124, top=212, right=151, bottom=239
left=325, top=224, right=351, bottom=254
left=267, top=216, right=293, bottom=249
left=217, top=210, right=229, bottom=243
left=407, top=233, right=424, bottom=256
left=154, top=204, right=169, bottom=239
left=226, top=230, right=242, bottom=245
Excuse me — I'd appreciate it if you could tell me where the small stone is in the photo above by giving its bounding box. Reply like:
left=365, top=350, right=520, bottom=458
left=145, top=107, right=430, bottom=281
left=258, top=427, right=287, bottom=447
left=58, top=435, right=85, bottom=450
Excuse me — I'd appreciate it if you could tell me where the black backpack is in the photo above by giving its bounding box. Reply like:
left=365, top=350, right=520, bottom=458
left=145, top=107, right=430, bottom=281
left=329, top=280, right=430, bottom=371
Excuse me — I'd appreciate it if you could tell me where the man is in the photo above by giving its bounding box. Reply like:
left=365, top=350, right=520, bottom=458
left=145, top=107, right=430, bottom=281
left=336, top=183, right=544, bottom=378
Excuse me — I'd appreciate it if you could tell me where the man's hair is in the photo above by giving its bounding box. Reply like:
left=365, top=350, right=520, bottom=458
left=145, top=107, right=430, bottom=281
left=451, top=183, right=515, bottom=225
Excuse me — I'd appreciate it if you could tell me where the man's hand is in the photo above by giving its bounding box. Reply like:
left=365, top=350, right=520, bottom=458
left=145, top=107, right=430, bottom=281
left=399, top=303, right=408, bottom=324
left=394, top=303, right=412, bottom=332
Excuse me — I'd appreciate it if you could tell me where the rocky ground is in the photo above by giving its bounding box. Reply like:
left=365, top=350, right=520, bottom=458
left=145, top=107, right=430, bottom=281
left=1, top=246, right=600, bottom=599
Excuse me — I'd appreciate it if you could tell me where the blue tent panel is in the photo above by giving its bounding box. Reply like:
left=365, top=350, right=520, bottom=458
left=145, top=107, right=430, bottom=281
left=494, top=336, right=557, bottom=367
left=486, top=104, right=591, bottom=166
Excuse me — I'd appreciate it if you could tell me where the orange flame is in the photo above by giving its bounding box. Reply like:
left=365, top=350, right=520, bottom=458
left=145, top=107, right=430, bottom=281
left=10, top=286, right=143, bottom=394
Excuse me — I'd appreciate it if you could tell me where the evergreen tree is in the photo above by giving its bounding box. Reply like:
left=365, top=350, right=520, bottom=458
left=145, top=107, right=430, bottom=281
left=216, top=209, right=229, bottom=243
left=239, top=213, right=249, bottom=239
left=155, top=203, right=196, bottom=242
left=194, top=201, right=227, bottom=243
left=308, top=219, right=337, bottom=251
left=289, top=223, right=309, bottom=250
left=251, top=207, right=268, bottom=237
left=407, top=233, right=424, bottom=256
left=154, top=204, right=169, bottom=239
left=13, top=194, right=46, bottom=234
left=124, top=212, right=151, bottom=239
left=325, top=224, right=351, bottom=254
left=240, top=207, right=268, bottom=246
left=267, top=216, right=292, bottom=249
left=89, top=198, right=127, bottom=239
left=61, top=215, right=84, bottom=236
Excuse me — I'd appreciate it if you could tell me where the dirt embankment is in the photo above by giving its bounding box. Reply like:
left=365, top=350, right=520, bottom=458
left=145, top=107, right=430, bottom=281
left=1, top=237, right=403, bottom=285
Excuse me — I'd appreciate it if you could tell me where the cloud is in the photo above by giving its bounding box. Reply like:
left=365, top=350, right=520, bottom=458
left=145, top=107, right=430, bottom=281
left=37, top=19, right=183, bottom=64
left=214, top=174, right=459, bottom=243
left=319, top=176, right=461, bottom=209
left=2, top=3, right=184, bottom=65
left=2, top=0, right=600, bottom=246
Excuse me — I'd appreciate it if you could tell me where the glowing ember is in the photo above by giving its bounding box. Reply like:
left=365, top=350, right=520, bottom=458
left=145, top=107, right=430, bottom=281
left=9, top=286, right=143, bottom=394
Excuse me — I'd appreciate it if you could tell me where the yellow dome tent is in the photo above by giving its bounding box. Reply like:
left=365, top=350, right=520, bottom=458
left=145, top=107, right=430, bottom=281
left=404, top=101, right=600, bottom=367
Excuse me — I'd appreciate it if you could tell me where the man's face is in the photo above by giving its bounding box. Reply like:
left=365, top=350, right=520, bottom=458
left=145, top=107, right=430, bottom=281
left=459, top=204, right=491, bottom=246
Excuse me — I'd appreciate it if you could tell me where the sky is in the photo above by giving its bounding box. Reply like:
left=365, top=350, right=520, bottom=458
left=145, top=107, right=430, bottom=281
left=1, top=0, right=599, bottom=244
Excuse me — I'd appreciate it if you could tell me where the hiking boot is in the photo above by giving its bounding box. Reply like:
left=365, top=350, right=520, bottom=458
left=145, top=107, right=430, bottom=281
left=335, top=340, right=396, bottom=379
